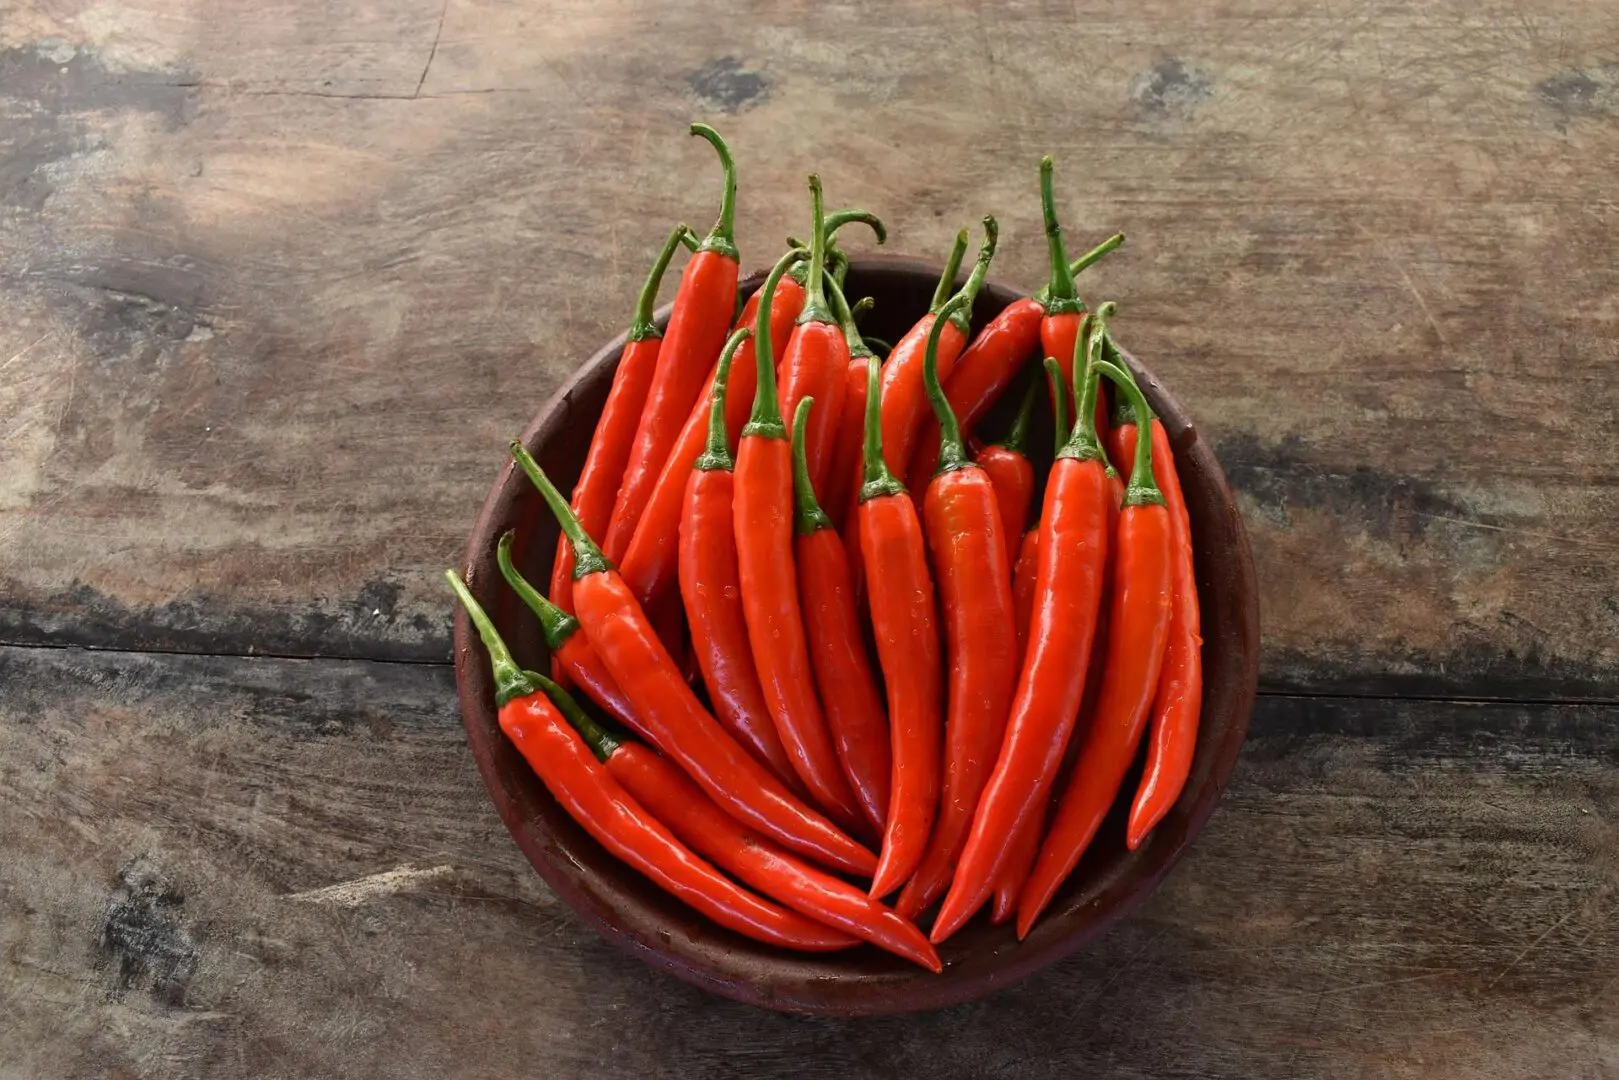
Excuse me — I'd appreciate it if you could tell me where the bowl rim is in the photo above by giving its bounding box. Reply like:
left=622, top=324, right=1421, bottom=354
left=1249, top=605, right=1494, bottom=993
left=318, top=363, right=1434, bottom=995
left=452, top=253, right=1260, bottom=1016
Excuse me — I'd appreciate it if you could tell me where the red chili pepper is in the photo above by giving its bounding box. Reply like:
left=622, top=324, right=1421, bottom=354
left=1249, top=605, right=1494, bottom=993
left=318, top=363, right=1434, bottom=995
left=1010, top=526, right=1039, bottom=657
left=778, top=194, right=885, bottom=496
left=876, top=224, right=995, bottom=481
left=973, top=374, right=1038, bottom=568
left=677, top=328, right=801, bottom=788
left=820, top=280, right=879, bottom=532
left=547, top=223, right=696, bottom=631
left=1017, top=358, right=1174, bottom=937
left=604, top=125, right=741, bottom=562
left=734, top=242, right=866, bottom=831
left=790, top=394, right=891, bottom=838
left=905, top=230, right=1121, bottom=490
left=616, top=274, right=800, bottom=620
left=1038, top=157, right=1114, bottom=447
left=445, top=571, right=853, bottom=951
left=496, top=532, right=650, bottom=742
left=510, top=442, right=877, bottom=877
left=894, top=285, right=1018, bottom=919
left=931, top=311, right=1115, bottom=942
left=534, top=672, right=938, bottom=970
left=857, top=347, right=943, bottom=899
left=1100, top=350, right=1204, bottom=851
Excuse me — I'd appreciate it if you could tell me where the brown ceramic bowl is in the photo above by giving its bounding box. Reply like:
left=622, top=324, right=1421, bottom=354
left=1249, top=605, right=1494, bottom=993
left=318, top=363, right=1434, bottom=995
left=452, top=256, right=1260, bottom=1017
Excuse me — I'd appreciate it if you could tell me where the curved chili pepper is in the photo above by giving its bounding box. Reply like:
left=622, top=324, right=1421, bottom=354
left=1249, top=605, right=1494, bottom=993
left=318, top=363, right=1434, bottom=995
left=1009, top=356, right=1072, bottom=651
left=1017, top=359, right=1174, bottom=938
left=894, top=290, right=1018, bottom=919
left=857, top=353, right=943, bottom=899
left=734, top=246, right=866, bottom=831
left=510, top=442, right=877, bottom=877
left=496, top=532, right=649, bottom=741
left=1098, top=349, right=1204, bottom=851
left=790, top=395, right=891, bottom=837
left=906, top=231, right=1121, bottom=490
left=820, top=275, right=879, bottom=532
left=877, top=222, right=996, bottom=482
left=973, top=375, right=1039, bottom=568
left=604, top=124, right=741, bottom=561
left=677, top=328, right=800, bottom=787
left=548, top=223, right=695, bottom=630
left=931, top=318, right=1114, bottom=942
left=777, top=181, right=884, bottom=496
left=445, top=571, right=853, bottom=951
left=534, top=673, right=937, bottom=969
left=1038, top=156, right=1113, bottom=447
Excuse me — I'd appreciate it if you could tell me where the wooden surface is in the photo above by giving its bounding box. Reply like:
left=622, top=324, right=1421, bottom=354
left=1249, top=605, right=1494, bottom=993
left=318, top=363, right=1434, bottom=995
left=1, top=0, right=1616, bottom=1074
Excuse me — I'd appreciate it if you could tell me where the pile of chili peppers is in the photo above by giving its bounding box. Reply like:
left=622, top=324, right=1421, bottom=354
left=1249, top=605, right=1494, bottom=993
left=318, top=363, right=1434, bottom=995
left=448, top=125, right=1204, bottom=971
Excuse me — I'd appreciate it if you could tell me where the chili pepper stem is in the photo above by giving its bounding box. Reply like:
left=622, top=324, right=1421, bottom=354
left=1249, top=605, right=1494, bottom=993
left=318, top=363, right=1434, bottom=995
left=999, top=375, right=1039, bottom=456
left=694, top=328, right=751, bottom=472
left=929, top=230, right=970, bottom=313
left=1039, top=155, right=1084, bottom=316
left=859, top=356, right=904, bottom=501
left=444, top=570, right=538, bottom=706
left=947, top=217, right=999, bottom=331
left=526, top=669, right=621, bottom=762
left=1093, top=360, right=1167, bottom=507
left=628, top=224, right=697, bottom=342
left=744, top=248, right=807, bottom=440
left=688, top=124, right=738, bottom=259
left=1058, top=302, right=1117, bottom=463
left=790, top=397, right=832, bottom=535
left=801, top=175, right=834, bottom=325
left=496, top=532, right=579, bottom=645
left=921, top=292, right=975, bottom=474
left=1043, top=357, right=1071, bottom=453
left=510, top=442, right=610, bottom=578
left=827, top=275, right=875, bottom=360
left=1033, top=231, right=1126, bottom=307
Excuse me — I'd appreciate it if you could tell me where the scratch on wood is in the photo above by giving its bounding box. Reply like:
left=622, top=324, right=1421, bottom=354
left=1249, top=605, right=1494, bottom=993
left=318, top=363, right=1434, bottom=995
left=1354, top=222, right=1447, bottom=347
left=1484, top=906, right=1578, bottom=991
left=284, top=864, right=454, bottom=907
left=415, top=0, right=450, bottom=99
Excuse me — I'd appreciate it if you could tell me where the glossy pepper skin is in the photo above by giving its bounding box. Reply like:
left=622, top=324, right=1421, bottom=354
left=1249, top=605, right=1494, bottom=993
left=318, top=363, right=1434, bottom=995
left=905, top=231, right=1121, bottom=491
left=548, top=223, right=695, bottom=630
left=616, top=264, right=800, bottom=618
left=973, top=374, right=1039, bottom=569
left=496, top=532, right=650, bottom=742
left=876, top=227, right=995, bottom=483
left=444, top=571, right=852, bottom=952
left=605, top=125, right=742, bottom=562
left=931, top=310, right=1116, bottom=942
left=510, top=442, right=877, bottom=877
left=790, top=395, right=891, bottom=838
left=1037, top=157, right=1111, bottom=448
left=1018, top=359, right=1174, bottom=938
left=856, top=351, right=943, bottom=900
left=734, top=239, right=866, bottom=832
left=895, top=285, right=1019, bottom=920
left=1102, top=354, right=1204, bottom=851
left=777, top=189, right=885, bottom=496
left=677, top=328, right=801, bottom=787
left=819, top=278, right=879, bottom=533
left=532, top=673, right=940, bottom=970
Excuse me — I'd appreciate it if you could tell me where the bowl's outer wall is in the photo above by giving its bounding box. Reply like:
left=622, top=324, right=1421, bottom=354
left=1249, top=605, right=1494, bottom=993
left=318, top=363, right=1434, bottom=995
left=453, top=257, right=1261, bottom=1016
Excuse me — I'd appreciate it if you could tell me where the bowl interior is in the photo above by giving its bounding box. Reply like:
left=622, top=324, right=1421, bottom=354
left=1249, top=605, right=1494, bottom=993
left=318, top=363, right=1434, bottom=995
left=452, top=256, right=1260, bottom=1016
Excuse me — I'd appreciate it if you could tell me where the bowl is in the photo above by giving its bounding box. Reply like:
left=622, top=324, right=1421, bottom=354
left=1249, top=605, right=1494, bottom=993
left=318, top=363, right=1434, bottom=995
left=451, top=255, right=1260, bottom=1016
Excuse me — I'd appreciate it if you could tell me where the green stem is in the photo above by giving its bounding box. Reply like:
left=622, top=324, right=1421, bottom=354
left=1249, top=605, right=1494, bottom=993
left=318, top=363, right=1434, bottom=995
left=743, top=247, right=807, bottom=440
left=859, top=355, right=905, bottom=501
left=930, top=229, right=970, bottom=313
left=694, top=327, right=751, bottom=473
left=1040, top=155, right=1083, bottom=316
left=1043, top=357, right=1070, bottom=456
left=826, top=273, right=874, bottom=360
left=801, top=174, right=833, bottom=324
left=863, top=336, right=892, bottom=356
left=528, top=669, right=621, bottom=762
left=1104, top=333, right=1151, bottom=427
left=1072, top=301, right=1116, bottom=453
left=1093, top=360, right=1166, bottom=507
left=823, top=209, right=886, bottom=246
left=443, top=570, right=537, bottom=706
left=828, top=247, right=850, bottom=293
left=948, top=216, right=999, bottom=332
left=496, top=531, right=579, bottom=649
left=1033, top=231, right=1127, bottom=307
left=997, top=374, right=1039, bottom=456
left=628, top=224, right=696, bottom=342
left=689, top=124, right=738, bottom=260
left=924, top=292, right=974, bottom=474
left=509, top=442, right=610, bottom=577
left=790, top=397, right=832, bottom=535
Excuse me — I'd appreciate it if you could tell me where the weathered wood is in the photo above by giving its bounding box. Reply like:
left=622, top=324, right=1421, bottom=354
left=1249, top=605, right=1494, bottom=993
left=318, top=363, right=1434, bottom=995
left=2, top=645, right=1614, bottom=1077
left=2, top=1, right=1617, bottom=696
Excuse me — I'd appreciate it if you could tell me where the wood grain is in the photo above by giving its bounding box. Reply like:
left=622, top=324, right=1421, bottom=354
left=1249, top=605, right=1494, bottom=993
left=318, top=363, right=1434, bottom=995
left=1, top=645, right=1613, bottom=1077
left=1, top=0, right=1616, bottom=695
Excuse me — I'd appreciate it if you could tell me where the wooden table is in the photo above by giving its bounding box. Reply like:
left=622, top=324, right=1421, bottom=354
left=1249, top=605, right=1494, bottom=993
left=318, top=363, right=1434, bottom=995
left=3, top=1, right=1616, bottom=1075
